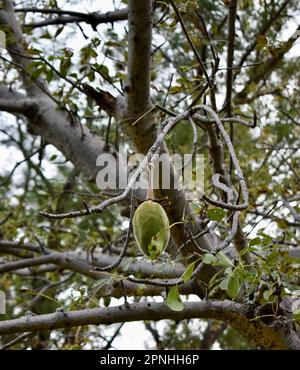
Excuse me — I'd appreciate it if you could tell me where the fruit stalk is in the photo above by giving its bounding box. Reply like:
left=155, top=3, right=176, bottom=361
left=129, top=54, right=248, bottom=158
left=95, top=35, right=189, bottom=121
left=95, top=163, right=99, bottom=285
left=146, top=162, right=154, bottom=200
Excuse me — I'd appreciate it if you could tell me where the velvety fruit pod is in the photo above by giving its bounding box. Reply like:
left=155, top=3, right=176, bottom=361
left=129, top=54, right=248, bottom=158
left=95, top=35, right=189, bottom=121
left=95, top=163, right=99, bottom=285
left=133, top=200, right=170, bottom=260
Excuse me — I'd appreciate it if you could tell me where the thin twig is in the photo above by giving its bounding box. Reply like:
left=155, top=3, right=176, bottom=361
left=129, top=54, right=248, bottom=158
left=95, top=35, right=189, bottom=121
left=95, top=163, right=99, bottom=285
left=0, top=147, right=42, bottom=186
left=0, top=332, right=31, bottom=350
left=169, top=0, right=213, bottom=91
left=94, top=190, right=134, bottom=272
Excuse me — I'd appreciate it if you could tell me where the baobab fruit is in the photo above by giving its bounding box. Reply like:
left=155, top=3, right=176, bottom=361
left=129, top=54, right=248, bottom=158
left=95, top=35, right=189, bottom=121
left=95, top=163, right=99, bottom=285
left=133, top=200, right=170, bottom=260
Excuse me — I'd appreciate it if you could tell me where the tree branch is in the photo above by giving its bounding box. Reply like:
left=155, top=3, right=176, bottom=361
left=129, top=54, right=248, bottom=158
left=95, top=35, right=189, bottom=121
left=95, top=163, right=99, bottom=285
left=124, top=0, right=152, bottom=116
left=15, top=7, right=128, bottom=29
left=0, top=240, right=185, bottom=279
left=0, top=2, right=120, bottom=183
left=0, top=1, right=47, bottom=95
left=169, top=0, right=213, bottom=91
left=235, top=0, right=291, bottom=78
left=39, top=105, right=249, bottom=221
left=0, top=300, right=298, bottom=349
left=0, top=300, right=242, bottom=335
left=235, top=25, right=300, bottom=104
left=0, top=97, right=36, bottom=114
left=223, top=0, right=237, bottom=170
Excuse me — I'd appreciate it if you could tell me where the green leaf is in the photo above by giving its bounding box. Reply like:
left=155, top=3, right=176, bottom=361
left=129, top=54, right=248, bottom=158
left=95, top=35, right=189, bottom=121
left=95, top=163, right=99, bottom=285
left=227, top=271, right=241, bottom=299
left=258, top=231, right=273, bottom=245
left=166, top=286, right=184, bottom=312
left=34, top=68, right=45, bottom=78
left=21, top=289, right=60, bottom=305
left=87, top=70, right=95, bottom=82
left=276, top=219, right=288, bottom=229
left=60, top=57, right=71, bottom=77
left=265, top=251, right=280, bottom=264
left=293, top=308, right=300, bottom=321
left=256, top=35, right=268, bottom=50
left=100, top=65, right=109, bottom=76
left=169, top=85, right=183, bottom=94
left=207, top=208, right=226, bottom=222
left=219, top=277, right=229, bottom=291
left=216, top=252, right=234, bottom=267
left=234, top=266, right=247, bottom=280
left=95, top=64, right=111, bottom=82
left=54, top=26, right=64, bottom=38
left=202, top=253, right=217, bottom=264
left=182, top=261, right=196, bottom=283
left=249, top=237, right=261, bottom=247
left=46, top=68, right=54, bottom=83
left=263, top=287, right=275, bottom=301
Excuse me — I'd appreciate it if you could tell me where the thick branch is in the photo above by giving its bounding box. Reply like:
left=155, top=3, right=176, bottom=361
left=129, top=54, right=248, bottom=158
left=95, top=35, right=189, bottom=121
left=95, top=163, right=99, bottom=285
left=0, top=301, right=242, bottom=335
left=224, top=0, right=237, bottom=115
left=0, top=98, right=36, bottom=114
left=15, top=8, right=128, bottom=29
left=116, top=1, right=214, bottom=259
left=0, top=3, right=131, bottom=194
left=0, top=86, right=26, bottom=101
left=0, top=1, right=47, bottom=95
left=125, top=0, right=152, bottom=115
left=0, top=240, right=184, bottom=279
left=0, top=300, right=298, bottom=349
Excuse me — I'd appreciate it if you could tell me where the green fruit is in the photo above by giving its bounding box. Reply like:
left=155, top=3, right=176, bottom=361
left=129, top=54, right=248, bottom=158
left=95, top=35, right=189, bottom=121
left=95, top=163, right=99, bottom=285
left=133, top=200, right=170, bottom=260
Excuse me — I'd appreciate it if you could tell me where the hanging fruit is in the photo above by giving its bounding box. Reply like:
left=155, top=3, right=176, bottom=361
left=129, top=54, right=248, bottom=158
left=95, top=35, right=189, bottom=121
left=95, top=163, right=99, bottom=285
left=132, top=163, right=170, bottom=260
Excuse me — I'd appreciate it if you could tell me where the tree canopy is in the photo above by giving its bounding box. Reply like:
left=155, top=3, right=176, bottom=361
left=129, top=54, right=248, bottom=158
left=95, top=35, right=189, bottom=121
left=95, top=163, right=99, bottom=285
left=0, top=0, right=300, bottom=350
